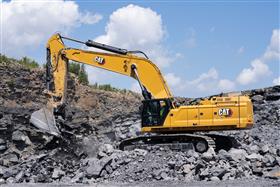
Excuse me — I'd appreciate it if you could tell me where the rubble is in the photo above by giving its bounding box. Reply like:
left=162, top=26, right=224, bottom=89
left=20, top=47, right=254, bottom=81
left=0, top=61, right=279, bottom=184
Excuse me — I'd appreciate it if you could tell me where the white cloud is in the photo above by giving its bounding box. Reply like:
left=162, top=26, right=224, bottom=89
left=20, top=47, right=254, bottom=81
left=95, top=4, right=163, bottom=48
left=91, top=4, right=174, bottom=68
left=263, top=29, right=280, bottom=61
left=189, top=68, right=218, bottom=85
left=186, top=68, right=219, bottom=92
left=164, top=68, right=236, bottom=96
left=218, top=79, right=236, bottom=91
left=236, top=29, right=279, bottom=85
left=237, top=46, right=245, bottom=54
left=1, top=0, right=102, bottom=56
left=236, top=59, right=270, bottom=85
left=85, top=4, right=180, bottom=89
left=273, top=77, right=280, bottom=85
left=164, top=73, right=182, bottom=87
left=79, top=12, right=103, bottom=25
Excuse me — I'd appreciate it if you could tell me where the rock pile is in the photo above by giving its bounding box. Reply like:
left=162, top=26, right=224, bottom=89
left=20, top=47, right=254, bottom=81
left=0, top=62, right=279, bottom=184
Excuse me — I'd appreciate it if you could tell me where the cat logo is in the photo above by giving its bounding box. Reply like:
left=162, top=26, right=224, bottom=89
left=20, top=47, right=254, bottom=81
left=218, top=108, right=232, bottom=117
left=95, top=56, right=105, bottom=65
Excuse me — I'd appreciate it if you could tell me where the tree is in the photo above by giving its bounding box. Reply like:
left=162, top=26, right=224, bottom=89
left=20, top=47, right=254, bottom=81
left=78, top=64, right=89, bottom=85
left=19, top=57, right=39, bottom=68
left=68, top=62, right=80, bottom=75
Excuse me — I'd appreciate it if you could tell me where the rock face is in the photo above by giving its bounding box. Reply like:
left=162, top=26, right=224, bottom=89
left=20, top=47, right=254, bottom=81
left=0, top=62, right=280, bottom=184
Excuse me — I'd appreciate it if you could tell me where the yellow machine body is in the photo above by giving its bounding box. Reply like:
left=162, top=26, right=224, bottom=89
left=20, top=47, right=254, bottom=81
left=142, top=96, right=253, bottom=133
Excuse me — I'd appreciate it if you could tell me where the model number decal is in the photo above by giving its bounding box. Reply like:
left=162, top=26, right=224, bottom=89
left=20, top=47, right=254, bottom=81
left=95, top=56, right=105, bottom=65
left=218, top=108, right=232, bottom=117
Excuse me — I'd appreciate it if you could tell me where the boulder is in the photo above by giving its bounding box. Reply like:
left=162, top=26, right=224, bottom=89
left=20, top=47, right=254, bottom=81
left=228, top=148, right=248, bottom=161
left=85, top=156, right=113, bottom=178
left=52, top=168, right=65, bottom=179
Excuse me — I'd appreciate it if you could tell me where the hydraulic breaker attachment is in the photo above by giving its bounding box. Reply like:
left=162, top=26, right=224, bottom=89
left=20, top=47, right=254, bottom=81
left=30, top=107, right=60, bottom=137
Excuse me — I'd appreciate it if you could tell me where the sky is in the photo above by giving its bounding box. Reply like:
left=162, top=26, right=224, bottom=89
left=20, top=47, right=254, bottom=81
left=1, top=0, right=279, bottom=97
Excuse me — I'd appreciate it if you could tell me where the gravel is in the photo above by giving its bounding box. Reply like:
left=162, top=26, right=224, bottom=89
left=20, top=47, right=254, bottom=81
left=0, top=62, right=279, bottom=184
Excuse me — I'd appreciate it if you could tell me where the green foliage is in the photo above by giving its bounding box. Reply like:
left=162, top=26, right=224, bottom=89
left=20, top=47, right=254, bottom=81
left=69, top=62, right=81, bottom=75
left=18, top=57, right=39, bottom=69
left=78, top=64, right=89, bottom=85
left=90, top=82, right=133, bottom=93
left=0, top=54, right=39, bottom=69
left=69, top=62, right=89, bottom=85
left=0, top=54, right=10, bottom=64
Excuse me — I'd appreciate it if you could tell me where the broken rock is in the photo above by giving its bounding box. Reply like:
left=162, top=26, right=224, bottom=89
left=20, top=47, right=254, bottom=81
left=86, top=156, right=113, bottom=178
left=52, top=168, right=65, bottom=179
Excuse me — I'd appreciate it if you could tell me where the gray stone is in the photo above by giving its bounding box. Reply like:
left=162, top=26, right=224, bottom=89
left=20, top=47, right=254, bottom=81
left=182, top=164, right=193, bottom=174
left=199, top=168, right=209, bottom=178
left=249, top=145, right=259, bottom=153
left=210, top=176, right=220, bottom=181
left=201, top=148, right=216, bottom=161
left=105, top=165, right=113, bottom=174
left=15, top=171, right=24, bottom=182
left=195, top=162, right=205, bottom=174
left=260, top=144, right=269, bottom=155
left=12, top=130, right=31, bottom=145
left=246, top=153, right=263, bottom=161
left=263, top=154, right=277, bottom=167
left=0, top=138, right=5, bottom=144
left=168, top=160, right=175, bottom=169
left=252, top=166, right=263, bottom=176
left=3, top=153, right=19, bottom=165
left=71, top=171, right=84, bottom=183
left=52, top=168, right=65, bottom=179
left=3, top=167, right=18, bottom=179
left=86, top=156, right=112, bottom=178
left=0, top=145, right=7, bottom=151
left=187, top=149, right=199, bottom=158
left=98, top=144, right=114, bottom=157
left=228, top=148, right=248, bottom=161
left=153, top=169, right=162, bottom=180
left=160, top=171, right=168, bottom=180
left=0, top=178, right=5, bottom=185
left=6, top=177, right=16, bottom=183
left=222, top=172, right=231, bottom=180
left=210, top=167, right=228, bottom=179
left=252, top=95, right=264, bottom=102
left=186, top=156, right=196, bottom=163
left=135, top=148, right=148, bottom=156
left=276, top=148, right=280, bottom=157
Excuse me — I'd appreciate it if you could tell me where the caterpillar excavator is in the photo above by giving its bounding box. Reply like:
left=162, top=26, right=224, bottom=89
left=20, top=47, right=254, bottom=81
left=30, top=33, right=254, bottom=153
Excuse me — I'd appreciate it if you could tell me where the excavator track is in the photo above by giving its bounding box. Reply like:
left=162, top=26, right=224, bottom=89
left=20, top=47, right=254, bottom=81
left=119, top=134, right=216, bottom=153
left=205, top=133, right=240, bottom=151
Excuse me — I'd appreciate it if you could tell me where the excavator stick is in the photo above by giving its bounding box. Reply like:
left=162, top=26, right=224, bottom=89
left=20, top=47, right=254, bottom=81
left=30, top=107, right=60, bottom=137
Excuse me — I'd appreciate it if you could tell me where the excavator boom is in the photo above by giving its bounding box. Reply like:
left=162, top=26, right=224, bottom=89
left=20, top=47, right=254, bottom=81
left=31, top=33, right=173, bottom=135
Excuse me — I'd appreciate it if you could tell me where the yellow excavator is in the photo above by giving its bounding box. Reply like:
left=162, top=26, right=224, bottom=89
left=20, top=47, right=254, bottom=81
left=30, top=33, right=254, bottom=153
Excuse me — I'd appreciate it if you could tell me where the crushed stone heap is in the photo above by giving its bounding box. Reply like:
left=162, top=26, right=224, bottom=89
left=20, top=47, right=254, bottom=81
left=0, top=62, right=279, bottom=184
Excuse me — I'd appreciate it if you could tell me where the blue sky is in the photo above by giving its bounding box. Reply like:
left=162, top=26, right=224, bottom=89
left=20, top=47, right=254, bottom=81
left=1, top=1, right=279, bottom=97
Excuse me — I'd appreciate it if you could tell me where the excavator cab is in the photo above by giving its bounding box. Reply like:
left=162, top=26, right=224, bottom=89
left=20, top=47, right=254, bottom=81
left=142, top=99, right=172, bottom=127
